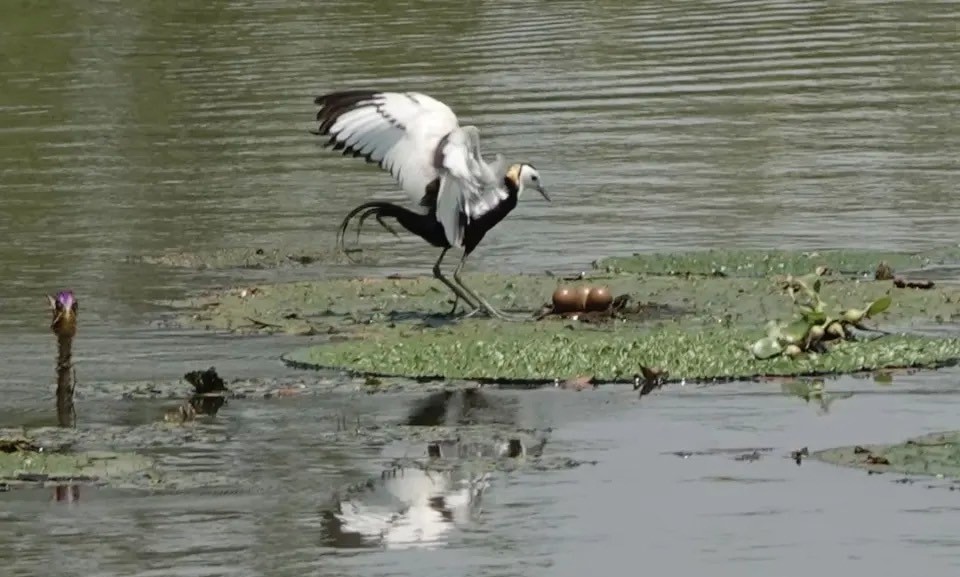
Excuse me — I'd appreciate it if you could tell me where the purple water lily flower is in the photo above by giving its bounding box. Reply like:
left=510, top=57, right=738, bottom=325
left=48, top=290, right=78, bottom=337
left=55, top=290, right=76, bottom=311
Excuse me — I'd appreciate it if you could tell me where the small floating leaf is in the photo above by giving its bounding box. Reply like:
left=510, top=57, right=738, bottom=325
left=751, top=336, right=783, bottom=360
left=781, top=318, right=812, bottom=345
left=865, top=295, right=892, bottom=318
left=798, top=305, right=827, bottom=325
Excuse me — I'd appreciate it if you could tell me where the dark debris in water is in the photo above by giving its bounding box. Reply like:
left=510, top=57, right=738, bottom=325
left=184, top=367, right=229, bottom=413
left=791, top=447, right=809, bottom=465
left=668, top=447, right=777, bottom=460
left=164, top=367, right=230, bottom=423
left=634, top=365, right=669, bottom=397
left=0, top=437, right=41, bottom=453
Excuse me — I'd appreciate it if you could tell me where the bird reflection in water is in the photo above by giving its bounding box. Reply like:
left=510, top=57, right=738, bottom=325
left=320, top=463, right=490, bottom=550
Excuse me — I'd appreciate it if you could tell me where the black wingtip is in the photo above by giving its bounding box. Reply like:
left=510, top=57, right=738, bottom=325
left=312, top=90, right=384, bottom=137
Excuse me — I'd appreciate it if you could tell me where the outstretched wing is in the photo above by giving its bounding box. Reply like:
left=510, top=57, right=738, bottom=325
left=434, top=126, right=509, bottom=248
left=312, top=90, right=460, bottom=204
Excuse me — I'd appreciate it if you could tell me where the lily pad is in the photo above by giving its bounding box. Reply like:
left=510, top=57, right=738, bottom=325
left=0, top=440, right=157, bottom=489
left=283, top=321, right=960, bottom=384
left=750, top=336, right=783, bottom=360
left=811, top=431, right=960, bottom=479
left=595, top=247, right=960, bottom=278
left=866, top=295, right=893, bottom=318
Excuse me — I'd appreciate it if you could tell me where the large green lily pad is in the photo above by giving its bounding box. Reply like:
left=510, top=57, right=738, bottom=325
left=283, top=321, right=960, bottom=384
left=811, top=431, right=960, bottom=479
left=594, top=247, right=960, bottom=278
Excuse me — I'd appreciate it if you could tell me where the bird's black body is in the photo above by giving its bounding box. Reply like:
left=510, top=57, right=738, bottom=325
left=460, top=178, right=519, bottom=255
left=336, top=176, right=521, bottom=257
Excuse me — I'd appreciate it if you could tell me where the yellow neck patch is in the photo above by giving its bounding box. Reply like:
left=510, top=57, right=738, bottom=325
left=505, top=164, right=523, bottom=186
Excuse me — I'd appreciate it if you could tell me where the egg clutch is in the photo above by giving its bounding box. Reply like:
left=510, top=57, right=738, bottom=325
left=550, top=285, right=613, bottom=314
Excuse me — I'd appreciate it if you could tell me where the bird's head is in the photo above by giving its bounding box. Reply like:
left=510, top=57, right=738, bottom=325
left=48, top=290, right=78, bottom=338
left=507, top=163, right=550, bottom=202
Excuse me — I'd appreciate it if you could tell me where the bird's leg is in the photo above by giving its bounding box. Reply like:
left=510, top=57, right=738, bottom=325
left=448, top=294, right=462, bottom=316
left=433, top=248, right=479, bottom=315
left=452, top=254, right=526, bottom=322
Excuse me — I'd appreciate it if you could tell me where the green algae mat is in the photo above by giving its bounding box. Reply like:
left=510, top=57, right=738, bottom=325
left=811, top=431, right=960, bottom=479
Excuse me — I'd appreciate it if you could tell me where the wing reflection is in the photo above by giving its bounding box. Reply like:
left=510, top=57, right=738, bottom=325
left=320, top=464, right=489, bottom=550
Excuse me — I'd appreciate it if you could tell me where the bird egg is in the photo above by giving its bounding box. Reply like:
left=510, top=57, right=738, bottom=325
left=552, top=286, right=581, bottom=313
left=586, top=286, right=612, bottom=312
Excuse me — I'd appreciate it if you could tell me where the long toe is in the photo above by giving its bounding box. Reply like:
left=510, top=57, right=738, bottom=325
left=477, top=303, right=515, bottom=321
left=457, top=306, right=530, bottom=322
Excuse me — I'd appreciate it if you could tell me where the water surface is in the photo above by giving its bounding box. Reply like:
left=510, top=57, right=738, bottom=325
left=2, top=0, right=960, bottom=575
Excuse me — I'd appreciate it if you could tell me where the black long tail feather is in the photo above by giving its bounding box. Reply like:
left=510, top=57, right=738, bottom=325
left=335, top=201, right=449, bottom=258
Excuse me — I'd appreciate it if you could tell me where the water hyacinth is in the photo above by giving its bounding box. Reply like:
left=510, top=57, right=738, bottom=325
left=749, top=267, right=894, bottom=361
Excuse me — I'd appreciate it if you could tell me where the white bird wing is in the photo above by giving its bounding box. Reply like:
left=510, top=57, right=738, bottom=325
left=313, top=90, right=460, bottom=204
left=434, top=125, right=509, bottom=248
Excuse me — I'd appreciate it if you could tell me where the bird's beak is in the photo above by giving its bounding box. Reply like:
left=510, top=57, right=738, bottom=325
left=537, top=186, right=551, bottom=202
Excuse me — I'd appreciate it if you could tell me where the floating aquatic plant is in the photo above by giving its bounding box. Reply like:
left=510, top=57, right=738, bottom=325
left=812, top=430, right=960, bottom=480
left=284, top=317, right=960, bottom=384
left=750, top=269, right=893, bottom=360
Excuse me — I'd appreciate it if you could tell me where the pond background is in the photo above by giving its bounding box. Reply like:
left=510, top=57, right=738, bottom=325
left=2, top=1, right=960, bottom=575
